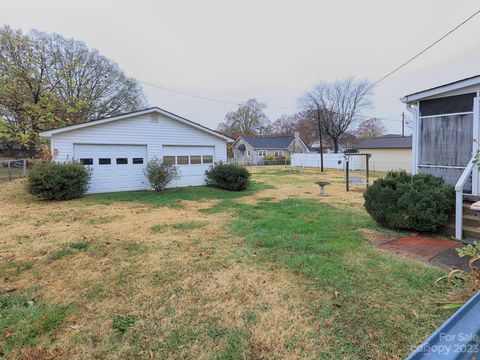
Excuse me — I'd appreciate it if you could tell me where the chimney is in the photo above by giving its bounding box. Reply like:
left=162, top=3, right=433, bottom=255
left=294, top=131, right=301, bottom=152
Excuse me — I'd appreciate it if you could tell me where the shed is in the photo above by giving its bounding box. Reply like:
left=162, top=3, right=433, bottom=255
left=40, top=107, right=233, bottom=193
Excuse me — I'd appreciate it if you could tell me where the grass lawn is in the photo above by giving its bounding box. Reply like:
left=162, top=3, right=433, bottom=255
left=0, top=167, right=464, bottom=359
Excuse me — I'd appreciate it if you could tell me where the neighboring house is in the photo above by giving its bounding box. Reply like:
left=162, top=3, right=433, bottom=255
left=232, top=132, right=309, bottom=164
left=309, top=140, right=348, bottom=154
left=356, top=134, right=412, bottom=172
left=401, top=74, right=480, bottom=239
left=40, top=107, right=232, bottom=193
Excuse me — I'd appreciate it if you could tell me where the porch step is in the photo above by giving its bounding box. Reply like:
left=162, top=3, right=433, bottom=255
left=442, top=223, right=480, bottom=240
left=449, top=214, right=479, bottom=227
left=442, top=199, right=480, bottom=239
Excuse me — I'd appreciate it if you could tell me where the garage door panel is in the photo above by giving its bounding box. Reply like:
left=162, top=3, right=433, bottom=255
left=74, top=144, right=147, bottom=193
left=163, top=145, right=215, bottom=187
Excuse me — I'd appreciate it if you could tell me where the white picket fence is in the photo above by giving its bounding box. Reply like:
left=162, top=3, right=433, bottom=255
left=291, top=153, right=363, bottom=170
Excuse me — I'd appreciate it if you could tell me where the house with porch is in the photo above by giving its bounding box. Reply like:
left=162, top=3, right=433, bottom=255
left=232, top=132, right=310, bottom=164
left=401, top=75, right=480, bottom=240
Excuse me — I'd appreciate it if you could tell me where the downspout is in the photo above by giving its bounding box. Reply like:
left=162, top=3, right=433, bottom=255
left=405, top=101, right=419, bottom=174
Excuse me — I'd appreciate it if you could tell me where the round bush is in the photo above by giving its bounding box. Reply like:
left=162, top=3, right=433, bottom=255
left=205, top=162, right=251, bottom=191
left=144, top=157, right=179, bottom=191
left=27, top=161, right=91, bottom=200
left=363, top=170, right=455, bottom=232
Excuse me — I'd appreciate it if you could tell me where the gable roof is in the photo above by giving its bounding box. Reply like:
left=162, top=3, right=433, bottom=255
left=240, top=135, right=296, bottom=149
left=401, top=74, right=480, bottom=103
left=39, top=107, right=233, bottom=142
left=356, top=134, right=412, bottom=149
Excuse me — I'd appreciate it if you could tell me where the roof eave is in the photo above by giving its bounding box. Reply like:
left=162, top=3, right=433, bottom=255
left=401, top=75, right=480, bottom=103
left=39, top=107, right=233, bottom=142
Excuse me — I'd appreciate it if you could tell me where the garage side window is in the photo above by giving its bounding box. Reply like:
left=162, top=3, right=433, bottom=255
left=177, top=156, right=189, bottom=165
left=202, top=155, right=213, bottom=164
left=116, top=158, right=128, bottom=165
left=163, top=156, right=176, bottom=165
left=80, top=158, right=93, bottom=165
left=99, top=158, right=111, bottom=165
left=132, top=158, right=144, bottom=164
left=190, top=155, right=201, bottom=164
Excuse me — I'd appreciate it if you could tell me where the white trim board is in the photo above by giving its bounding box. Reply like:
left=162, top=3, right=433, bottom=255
left=401, top=75, right=480, bottom=103
left=40, top=107, right=233, bottom=142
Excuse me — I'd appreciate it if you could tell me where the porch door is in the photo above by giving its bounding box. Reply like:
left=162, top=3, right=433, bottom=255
left=418, top=93, right=475, bottom=192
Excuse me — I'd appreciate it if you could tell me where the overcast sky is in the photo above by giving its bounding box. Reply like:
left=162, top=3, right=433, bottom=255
left=2, top=0, right=480, bottom=134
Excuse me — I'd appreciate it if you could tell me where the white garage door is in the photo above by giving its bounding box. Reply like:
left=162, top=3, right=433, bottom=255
left=162, top=145, right=215, bottom=187
left=74, top=144, right=148, bottom=193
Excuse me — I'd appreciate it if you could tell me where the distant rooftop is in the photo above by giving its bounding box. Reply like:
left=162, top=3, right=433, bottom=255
left=356, top=134, right=412, bottom=149
left=241, top=135, right=295, bottom=149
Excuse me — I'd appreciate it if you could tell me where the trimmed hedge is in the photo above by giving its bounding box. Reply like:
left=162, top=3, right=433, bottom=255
left=363, top=170, right=455, bottom=232
left=27, top=161, right=91, bottom=200
left=206, top=162, right=251, bottom=191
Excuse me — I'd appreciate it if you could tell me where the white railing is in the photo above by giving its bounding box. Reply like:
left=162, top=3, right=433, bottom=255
left=454, top=155, right=477, bottom=240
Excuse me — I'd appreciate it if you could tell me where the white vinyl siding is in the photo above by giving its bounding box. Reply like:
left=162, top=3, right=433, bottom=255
left=50, top=113, right=227, bottom=192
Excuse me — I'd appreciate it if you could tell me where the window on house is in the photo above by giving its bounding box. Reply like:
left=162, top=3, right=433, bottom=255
left=274, top=150, right=283, bottom=157
left=202, top=155, right=213, bottom=164
left=258, top=150, right=267, bottom=157
left=177, top=156, right=189, bottom=165
left=132, top=158, right=144, bottom=164
left=190, top=156, right=201, bottom=164
left=80, top=158, right=93, bottom=165
left=99, top=158, right=111, bottom=165
left=116, top=158, right=128, bottom=165
left=163, top=156, right=175, bottom=165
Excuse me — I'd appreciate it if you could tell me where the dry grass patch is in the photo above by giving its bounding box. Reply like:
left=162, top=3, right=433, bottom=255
left=0, top=170, right=463, bottom=359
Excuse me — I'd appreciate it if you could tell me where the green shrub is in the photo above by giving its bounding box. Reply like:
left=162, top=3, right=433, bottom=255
left=27, top=161, right=91, bottom=200
left=206, top=162, right=251, bottom=191
left=364, top=171, right=455, bottom=232
left=144, top=157, right=179, bottom=191
left=263, top=154, right=275, bottom=161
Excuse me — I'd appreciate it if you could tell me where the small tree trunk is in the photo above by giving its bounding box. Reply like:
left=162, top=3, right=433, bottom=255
left=332, top=138, right=339, bottom=153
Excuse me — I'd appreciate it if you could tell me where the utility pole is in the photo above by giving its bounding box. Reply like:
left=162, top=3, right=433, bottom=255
left=401, top=112, right=405, bottom=137
left=316, top=107, right=324, bottom=172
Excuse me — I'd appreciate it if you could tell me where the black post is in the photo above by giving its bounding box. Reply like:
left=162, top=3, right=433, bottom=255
left=345, top=156, right=349, bottom=192
left=401, top=112, right=405, bottom=137
left=366, top=154, right=370, bottom=187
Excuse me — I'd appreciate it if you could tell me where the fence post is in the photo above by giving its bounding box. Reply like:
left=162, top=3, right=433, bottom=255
left=23, top=159, right=27, bottom=177
left=7, top=160, right=11, bottom=181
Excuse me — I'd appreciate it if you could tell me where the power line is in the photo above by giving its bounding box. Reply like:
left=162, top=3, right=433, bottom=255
left=140, top=80, right=294, bottom=110
left=371, top=8, right=480, bottom=87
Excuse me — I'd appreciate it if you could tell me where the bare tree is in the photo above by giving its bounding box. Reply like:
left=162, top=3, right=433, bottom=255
left=217, top=98, right=270, bottom=137
left=356, top=117, right=386, bottom=140
left=302, top=77, right=373, bottom=153
left=270, top=114, right=297, bottom=135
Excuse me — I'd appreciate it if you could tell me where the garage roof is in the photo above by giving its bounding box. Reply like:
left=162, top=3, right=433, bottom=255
left=40, top=107, right=233, bottom=142
left=356, top=134, right=412, bottom=149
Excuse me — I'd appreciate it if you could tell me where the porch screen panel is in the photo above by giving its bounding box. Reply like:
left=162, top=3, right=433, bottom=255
left=418, top=114, right=473, bottom=190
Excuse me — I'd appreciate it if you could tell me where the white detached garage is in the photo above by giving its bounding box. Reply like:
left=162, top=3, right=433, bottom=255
left=40, top=107, right=232, bottom=193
